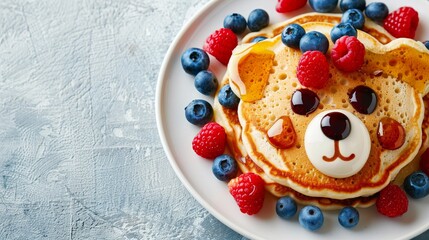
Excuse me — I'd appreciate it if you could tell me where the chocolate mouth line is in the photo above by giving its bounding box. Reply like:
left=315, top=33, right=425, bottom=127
left=322, top=140, right=355, bottom=162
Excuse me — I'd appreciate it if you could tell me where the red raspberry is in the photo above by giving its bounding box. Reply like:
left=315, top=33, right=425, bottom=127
left=331, top=36, right=365, bottom=72
left=420, top=148, right=429, bottom=176
left=276, top=0, right=307, bottom=13
left=228, top=173, right=265, bottom=215
left=376, top=184, right=408, bottom=218
left=383, top=6, right=419, bottom=39
left=203, top=28, right=238, bottom=65
left=296, top=51, right=329, bottom=89
left=192, top=122, right=226, bottom=159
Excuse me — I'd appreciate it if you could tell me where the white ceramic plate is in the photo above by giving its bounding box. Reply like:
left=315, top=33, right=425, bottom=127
left=156, top=0, right=429, bottom=239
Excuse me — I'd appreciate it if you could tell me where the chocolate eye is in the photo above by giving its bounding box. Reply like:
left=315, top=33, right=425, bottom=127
left=348, top=85, right=377, bottom=114
left=321, top=112, right=351, bottom=140
left=291, top=89, right=320, bottom=116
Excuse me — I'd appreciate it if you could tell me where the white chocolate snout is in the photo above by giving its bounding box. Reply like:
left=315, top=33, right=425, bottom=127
left=304, top=110, right=371, bottom=178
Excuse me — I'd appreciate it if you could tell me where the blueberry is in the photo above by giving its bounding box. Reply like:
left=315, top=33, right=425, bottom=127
left=181, top=48, right=210, bottom=76
left=251, top=36, right=267, bottom=43
left=365, top=2, right=389, bottom=22
left=218, top=84, right=240, bottom=109
left=298, top=205, right=324, bottom=231
left=247, top=9, right=269, bottom=32
left=339, top=0, right=366, bottom=12
left=185, top=99, right=213, bottom=125
left=338, top=206, right=359, bottom=229
left=276, top=197, right=297, bottom=220
left=330, top=22, right=357, bottom=43
left=212, top=154, right=238, bottom=181
left=341, top=9, right=365, bottom=30
left=281, top=24, right=306, bottom=49
left=423, top=41, right=429, bottom=50
left=299, top=31, right=329, bottom=54
left=224, top=13, right=247, bottom=34
left=309, top=0, right=339, bottom=13
left=404, top=171, right=429, bottom=199
left=194, top=70, right=218, bottom=96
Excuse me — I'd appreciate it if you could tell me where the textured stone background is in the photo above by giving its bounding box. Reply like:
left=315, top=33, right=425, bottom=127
left=0, top=0, right=428, bottom=239
left=0, top=0, right=243, bottom=239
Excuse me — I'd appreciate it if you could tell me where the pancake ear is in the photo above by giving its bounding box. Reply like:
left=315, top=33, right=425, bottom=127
left=228, top=41, right=276, bottom=102
left=362, top=39, right=429, bottom=95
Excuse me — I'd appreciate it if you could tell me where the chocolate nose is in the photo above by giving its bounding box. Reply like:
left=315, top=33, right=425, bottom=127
left=320, top=112, right=351, bottom=141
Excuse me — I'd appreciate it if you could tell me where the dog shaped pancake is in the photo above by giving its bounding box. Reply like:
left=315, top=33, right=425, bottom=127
left=215, top=16, right=429, bottom=202
left=215, top=14, right=385, bottom=208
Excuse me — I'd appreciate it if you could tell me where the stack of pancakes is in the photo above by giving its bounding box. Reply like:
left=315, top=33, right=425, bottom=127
left=213, top=13, right=429, bottom=209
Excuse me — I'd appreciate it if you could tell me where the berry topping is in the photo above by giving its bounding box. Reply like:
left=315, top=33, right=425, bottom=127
left=194, top=70, right=218, bottom=96
left=348, top=85, right=377, bottom=114
left=365, top=2, right=389, bottom=22
left=281, top=23, right=306, bottom=49
left=181, top=48, right=210, bottom=76
left=376, top=184, right=408, bottom=218
left=218, top=84, right=240, bottom=109
left=341, top=9, right=365, bottom=30
left=185, top=99, right=214, bottom=125
left=420, top=148, right=429, bottom=176
left=291, top=89, right=320, bottom=115
left=223, top=13, right=247, bottom=34
left=247, top=9, right=270, bottom=32
left=331, top=36, right=365, bottom=72
left=203, top=28, right=238, bottom=65
left=276, top=196, right=297, bottom=219
left=276, top=0, right=307, bottom=13
left=338, top=206, right=359, bottom=229
left=383, top=6, right=419, bottom=39
left=377, top=117, right=406, bottom=150
left=330, top=22, right=357, bottom=43
left=298, top=205, right=324, bottom=231
left=403, top=171, right=429, bottom=199
left=320, top=112, right=351, bottom=141
left=192, top=122, right=226, bottom=159
left=297, top=51, right=330, bottom=89
left=212, top=154, right=238, bottom=182
left=339, top=0, right=366, bottom=12
left=228, top=173, right=266, bottom=215
left=309, top=0, right=338, bottom=13
left=299, top=31, right=329, bottom=54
